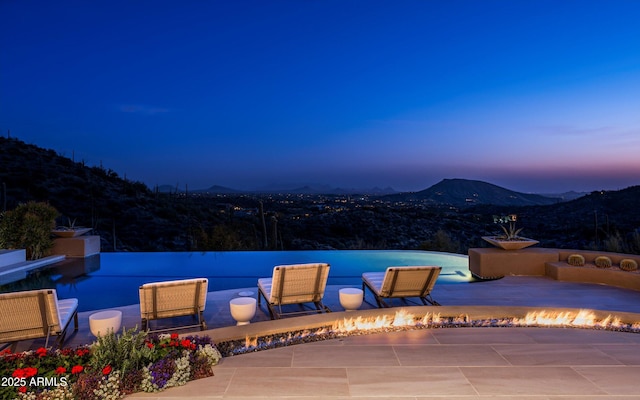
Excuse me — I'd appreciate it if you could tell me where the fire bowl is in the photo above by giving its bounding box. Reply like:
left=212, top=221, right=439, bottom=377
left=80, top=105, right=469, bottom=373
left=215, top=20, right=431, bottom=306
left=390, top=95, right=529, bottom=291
left=203, top=306, right=640, bottom=357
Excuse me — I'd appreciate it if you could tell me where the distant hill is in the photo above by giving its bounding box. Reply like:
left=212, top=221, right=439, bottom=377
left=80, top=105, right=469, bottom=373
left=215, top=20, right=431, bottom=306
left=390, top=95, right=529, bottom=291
left=193, top=185, right=247, bottom=194
left=539, top=191, right=587, bottom=201
left=185, top=183, right=397, bottom=195
left=532, top=185, right=640, bottom=221
left=384, top=178, right=561, bottom=207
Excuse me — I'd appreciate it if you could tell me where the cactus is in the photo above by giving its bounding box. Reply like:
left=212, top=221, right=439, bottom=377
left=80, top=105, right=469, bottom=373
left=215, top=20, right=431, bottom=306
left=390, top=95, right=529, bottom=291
left=620, top=259, right=638, bottom=271
left=567, top=254, right=585, bottom=266
left=594, top=256, right=612, bottom=269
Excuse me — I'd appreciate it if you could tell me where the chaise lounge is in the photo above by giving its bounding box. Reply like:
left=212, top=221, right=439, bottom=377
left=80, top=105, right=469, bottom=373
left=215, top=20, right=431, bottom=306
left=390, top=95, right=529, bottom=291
left=362, top=266, right=442, bottom=307
left=258, top=263, right=331, bottom=319
left=139, top=278, right=208, bottom=332
left=0, top=289, right=78, bottom=351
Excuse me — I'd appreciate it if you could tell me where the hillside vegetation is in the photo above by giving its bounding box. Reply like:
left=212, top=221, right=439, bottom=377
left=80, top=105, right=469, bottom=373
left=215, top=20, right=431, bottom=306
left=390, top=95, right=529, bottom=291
left=2, top=136, right=640, bottom=254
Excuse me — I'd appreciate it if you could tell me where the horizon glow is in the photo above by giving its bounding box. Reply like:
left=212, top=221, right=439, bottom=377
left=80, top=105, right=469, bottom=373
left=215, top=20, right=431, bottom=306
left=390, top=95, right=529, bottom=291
left=1, top=0, right=639, bottom=193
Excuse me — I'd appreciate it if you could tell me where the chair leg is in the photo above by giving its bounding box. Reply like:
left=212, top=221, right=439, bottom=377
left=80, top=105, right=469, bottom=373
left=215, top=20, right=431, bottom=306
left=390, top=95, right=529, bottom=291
left=314, top=301, right=331, bottom=313
left=362, top=282, right=385, bottom=308
left=422, top=295, right=440, bottom=306
left=197, top=311, right=207, bottom=330
left=377, top=296, right=389, bottom=308
left=418, top=295, right=440, bottom=306
left=258, top=289, right=276, bottom=319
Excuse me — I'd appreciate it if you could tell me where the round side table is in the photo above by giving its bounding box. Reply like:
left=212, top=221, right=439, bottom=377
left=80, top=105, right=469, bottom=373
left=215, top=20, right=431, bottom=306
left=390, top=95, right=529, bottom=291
left=339, top=288, right=363, bottom=311
left=229, top=297, right=257, bottom=325
left=89, top=310, right=122, bottom=337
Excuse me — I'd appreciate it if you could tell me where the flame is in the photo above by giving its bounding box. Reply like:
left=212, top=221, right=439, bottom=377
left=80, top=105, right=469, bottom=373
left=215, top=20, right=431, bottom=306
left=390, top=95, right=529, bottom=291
left=232, top=308, right=639, bottom=354
left=328, top=308, right=637, bottom=337
left=515, top=309, right=626, bottom=329
left=244, top=336, right=258, bottom=348
left=331, top=308, right=422, bottom=332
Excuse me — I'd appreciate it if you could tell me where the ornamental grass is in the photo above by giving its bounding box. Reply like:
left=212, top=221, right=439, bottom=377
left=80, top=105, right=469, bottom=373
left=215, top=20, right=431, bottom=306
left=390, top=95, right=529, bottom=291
left=1, top=328, right=221, bottom=400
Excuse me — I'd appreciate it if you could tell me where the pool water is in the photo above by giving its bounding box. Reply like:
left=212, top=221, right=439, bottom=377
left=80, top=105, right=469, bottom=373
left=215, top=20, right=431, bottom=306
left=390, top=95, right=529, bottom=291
left=11, top=250, right=470, bottom=311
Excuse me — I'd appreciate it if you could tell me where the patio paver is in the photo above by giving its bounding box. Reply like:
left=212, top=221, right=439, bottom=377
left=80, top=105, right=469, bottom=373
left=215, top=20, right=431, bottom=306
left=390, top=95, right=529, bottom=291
left=10, top=275, right=640, bottom=398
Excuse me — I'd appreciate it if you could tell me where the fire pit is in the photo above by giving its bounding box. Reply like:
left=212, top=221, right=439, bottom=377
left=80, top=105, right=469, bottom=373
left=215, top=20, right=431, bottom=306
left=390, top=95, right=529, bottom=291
left=209, top=306, right=640, bottom=357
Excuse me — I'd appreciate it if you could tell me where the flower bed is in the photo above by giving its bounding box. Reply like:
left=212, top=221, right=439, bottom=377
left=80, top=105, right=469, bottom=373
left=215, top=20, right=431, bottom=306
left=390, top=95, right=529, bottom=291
left=1, top=329, right=221, bottom=400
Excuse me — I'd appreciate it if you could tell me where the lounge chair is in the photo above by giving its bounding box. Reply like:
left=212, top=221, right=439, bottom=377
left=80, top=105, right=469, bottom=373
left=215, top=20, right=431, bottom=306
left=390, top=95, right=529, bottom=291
left=362, top=266, right=442, bottom=307
left=258, top=263, right=331, bottom=319
left=139, top=278, right=208, bottom=332
left=0, top=289, right=78, bottom=351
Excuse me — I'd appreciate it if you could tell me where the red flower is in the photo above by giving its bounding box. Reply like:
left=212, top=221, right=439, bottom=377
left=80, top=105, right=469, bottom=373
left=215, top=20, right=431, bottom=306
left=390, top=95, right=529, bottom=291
left=170, top=333, right=179, bottom=340
left=12, top=367, right=37, bottom=378
left=0, top=347, right=12, bottom=355
left=71, top=365, right=84, bottom=374
left=55, top=367, right=67, bottom=375
left=12, top=369, right=26, bottom=378
left=75, top=348, right=89, bottom=357
left=102, top=365, right=112, bottom=375
left=146, top=342, right=154, bottom=349
left=18, top=386, right=27, bottom=393
left=180, top=339, right=191, bottom=348
left=36, top=347, right=48, bottom=357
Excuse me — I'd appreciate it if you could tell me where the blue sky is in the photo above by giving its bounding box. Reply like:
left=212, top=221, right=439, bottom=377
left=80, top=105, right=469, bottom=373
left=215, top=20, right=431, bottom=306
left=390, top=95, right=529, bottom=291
left=1, top=0, right=639, bottom=193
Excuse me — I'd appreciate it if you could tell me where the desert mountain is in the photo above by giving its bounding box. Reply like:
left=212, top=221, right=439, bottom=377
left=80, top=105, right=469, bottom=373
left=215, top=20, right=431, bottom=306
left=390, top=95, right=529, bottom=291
left=384, top=178, right=561, bottom=207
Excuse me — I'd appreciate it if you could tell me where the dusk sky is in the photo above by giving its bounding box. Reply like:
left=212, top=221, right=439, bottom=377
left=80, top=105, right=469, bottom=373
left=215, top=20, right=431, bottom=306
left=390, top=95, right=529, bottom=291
left=1, top=1, right=639, bottom=193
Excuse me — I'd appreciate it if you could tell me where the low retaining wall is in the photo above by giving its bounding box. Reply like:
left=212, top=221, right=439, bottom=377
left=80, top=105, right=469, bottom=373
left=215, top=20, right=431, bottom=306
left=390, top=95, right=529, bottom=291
left=546, top=250, right=640, bottom=291
left=469, top=247, right=640, bottom=291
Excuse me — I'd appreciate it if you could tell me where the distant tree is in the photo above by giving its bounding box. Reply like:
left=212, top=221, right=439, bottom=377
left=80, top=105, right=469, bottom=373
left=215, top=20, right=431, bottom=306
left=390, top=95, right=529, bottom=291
left=629, top=231, right=640, bottom=255
left=602, top=231, right=627, bottom=253
left=192, top=223, right=256, bottom=251
left=418, top=229, right=461, bottom=254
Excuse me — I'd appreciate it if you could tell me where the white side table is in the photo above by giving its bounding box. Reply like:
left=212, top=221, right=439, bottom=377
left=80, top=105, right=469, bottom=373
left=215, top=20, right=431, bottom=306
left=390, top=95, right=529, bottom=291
left=89, top=310, right=122, bottom=337
left=339, top=288, right=363, bottom=311
left=229, top=297, right=257, bottom=325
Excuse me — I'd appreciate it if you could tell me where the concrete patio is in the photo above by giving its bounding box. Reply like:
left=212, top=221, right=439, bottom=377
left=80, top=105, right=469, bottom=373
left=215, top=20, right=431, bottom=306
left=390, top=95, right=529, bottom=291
left=13, top=276, right=640, bottom=398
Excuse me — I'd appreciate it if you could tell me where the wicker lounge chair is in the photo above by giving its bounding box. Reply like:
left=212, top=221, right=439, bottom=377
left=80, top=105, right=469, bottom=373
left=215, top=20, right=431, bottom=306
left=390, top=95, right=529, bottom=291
left=139, top=278, right=208, bottom=332
left=362, top=266, right=442, bottom=307
left=0, top=289, right=78, bottom=351
left=258, top=263, right=331, bottom=319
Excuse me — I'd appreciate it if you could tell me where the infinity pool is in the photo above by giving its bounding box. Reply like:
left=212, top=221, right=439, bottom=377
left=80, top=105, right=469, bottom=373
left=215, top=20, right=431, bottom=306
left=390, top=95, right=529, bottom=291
left=7, top=250, right=470, bottom=311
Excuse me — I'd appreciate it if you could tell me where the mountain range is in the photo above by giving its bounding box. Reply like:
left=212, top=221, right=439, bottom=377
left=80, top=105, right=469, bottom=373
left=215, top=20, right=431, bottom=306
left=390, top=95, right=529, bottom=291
left=158, top=183, right=398, bottom=196
left=160, top=179, right=584, bottom=207
left=1, top=136, right=639, bottom=253
left=0, top=137, right=598, bottom=209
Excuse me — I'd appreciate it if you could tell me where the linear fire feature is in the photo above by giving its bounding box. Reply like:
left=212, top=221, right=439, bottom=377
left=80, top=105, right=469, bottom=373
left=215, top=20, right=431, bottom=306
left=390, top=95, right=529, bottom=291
left=210, top=306, right=640, bottom=357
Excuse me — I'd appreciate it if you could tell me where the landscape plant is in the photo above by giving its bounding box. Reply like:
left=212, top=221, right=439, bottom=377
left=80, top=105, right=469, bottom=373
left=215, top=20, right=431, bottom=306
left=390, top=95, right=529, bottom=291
left=0, top=329, right=221, bottom=400
left=0, top=201, right=58, bottom=259
left=493, top=214, right=524, bottom=241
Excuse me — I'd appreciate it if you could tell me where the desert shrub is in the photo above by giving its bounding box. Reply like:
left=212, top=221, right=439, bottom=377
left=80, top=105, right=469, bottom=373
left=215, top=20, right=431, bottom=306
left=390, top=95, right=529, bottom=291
left=602, top=231, right=628, bottom=253
left=0, top=201, right=58, bottom=259
left=419, top=229, right=461, bottom=253
left=628, top=231, right=640, bottom=255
